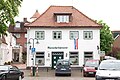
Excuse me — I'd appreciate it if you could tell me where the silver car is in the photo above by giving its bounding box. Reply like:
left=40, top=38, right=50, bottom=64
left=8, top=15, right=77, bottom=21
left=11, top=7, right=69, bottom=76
left=55, top=59, right=71, bottom=76
left=96, top=60, right=120, bottom=80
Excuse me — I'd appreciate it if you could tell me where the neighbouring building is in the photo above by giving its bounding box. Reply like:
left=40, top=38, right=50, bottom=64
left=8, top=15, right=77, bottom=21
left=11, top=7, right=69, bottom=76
left=112, top=31, right=120, bottom=48
left=0, top=32, right=16, bottom=65
left=8, top=18, right=29, bottom=63
left=25, top=6, right=102, bottom=68
left=108, top=31, right=120, bottom=57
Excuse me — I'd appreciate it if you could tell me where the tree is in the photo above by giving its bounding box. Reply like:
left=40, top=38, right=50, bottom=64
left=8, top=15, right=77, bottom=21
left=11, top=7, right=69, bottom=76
left=0, top=0, right=22, bottom=36
left=98, top=20, right=114, bottom=54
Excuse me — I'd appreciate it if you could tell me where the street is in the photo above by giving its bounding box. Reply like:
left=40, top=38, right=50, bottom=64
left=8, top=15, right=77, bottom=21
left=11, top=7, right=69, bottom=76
left=23, top=77, right=95, bottom=80
left=21, top=69, right=95, bottom=80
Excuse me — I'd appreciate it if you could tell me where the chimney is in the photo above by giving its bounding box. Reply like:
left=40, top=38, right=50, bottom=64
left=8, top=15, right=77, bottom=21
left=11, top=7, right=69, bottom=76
left=23, top=18, right=27, bottom=23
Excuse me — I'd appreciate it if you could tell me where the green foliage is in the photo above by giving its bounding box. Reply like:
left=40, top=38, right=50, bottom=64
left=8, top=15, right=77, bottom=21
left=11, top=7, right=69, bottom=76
left=116, top=51, right=120, bottom=59
left=0, top=0, right=22, bottom=36
left=98, top=20, right=114, bottom=54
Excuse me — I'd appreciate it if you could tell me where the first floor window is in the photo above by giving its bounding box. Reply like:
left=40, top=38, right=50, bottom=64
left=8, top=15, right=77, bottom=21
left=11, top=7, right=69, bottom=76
left=53, top=31, right=62, bottom=40
left=35, top=31, right=45, bottom=40
left=69, top=52, right=79, bottom=65
left=35, top=52, right=45, bottom=65
left=83, top=31, right=93, bottom=40
left=70, top=31, right=79, bottom=40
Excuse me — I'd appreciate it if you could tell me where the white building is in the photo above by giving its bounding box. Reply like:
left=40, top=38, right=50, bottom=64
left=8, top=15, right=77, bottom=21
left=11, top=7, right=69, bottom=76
left=25, top=6, right=102, bottom=68
left=0, top=32, right=16, bottom=65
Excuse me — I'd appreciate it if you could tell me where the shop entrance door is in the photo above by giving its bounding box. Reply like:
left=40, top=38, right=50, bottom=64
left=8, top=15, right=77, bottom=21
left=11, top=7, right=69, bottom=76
left=52, top=52, right=63, bottom=69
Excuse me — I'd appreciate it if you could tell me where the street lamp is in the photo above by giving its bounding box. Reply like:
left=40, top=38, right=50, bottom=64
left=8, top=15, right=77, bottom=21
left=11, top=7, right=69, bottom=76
left=28, top=38, right=39, bottom=76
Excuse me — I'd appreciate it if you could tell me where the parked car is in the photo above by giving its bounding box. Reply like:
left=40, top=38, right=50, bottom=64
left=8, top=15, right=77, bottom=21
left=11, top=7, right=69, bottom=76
left=96, top=60, right=120, bottom=80
left=0, top=65, right=24, bottom=80
left=83, top=59, right=100, bottom=77
left=55, top=59, right=71, bottom=76
left=104, top=56, right=116, bottom=60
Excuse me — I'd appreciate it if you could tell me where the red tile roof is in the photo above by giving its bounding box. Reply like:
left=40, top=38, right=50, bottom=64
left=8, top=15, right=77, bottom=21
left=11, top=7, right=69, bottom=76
left=30, top=10, right=40, bottom=19
left=25, top=6, right=102, bottom=28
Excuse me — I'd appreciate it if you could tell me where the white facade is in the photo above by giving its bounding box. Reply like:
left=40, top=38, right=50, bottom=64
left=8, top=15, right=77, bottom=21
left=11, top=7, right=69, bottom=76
left=0, top=32, right=16, bottom=65
left=27, top=28, right=100, bottom=68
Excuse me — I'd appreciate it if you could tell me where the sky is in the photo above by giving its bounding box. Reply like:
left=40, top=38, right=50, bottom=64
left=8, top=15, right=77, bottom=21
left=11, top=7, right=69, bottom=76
left=15, top=0, right=120, bottom=31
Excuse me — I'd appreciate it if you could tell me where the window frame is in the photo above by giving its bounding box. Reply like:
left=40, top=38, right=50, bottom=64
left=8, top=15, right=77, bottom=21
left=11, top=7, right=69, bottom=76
left=53, top=31, right=62, bottom=40
left=35, top=52, right=45, bottom=65
left=35, top=31, right=45, bottom=40
left=25, top=33, right=27, bottom=38
left=83, top=31, right=93, bottom=40
left=57, top=15, right=70, bottom=23
left=69, top=52, right=79, bottom=65
left=69, top=31, right=79, bottom=40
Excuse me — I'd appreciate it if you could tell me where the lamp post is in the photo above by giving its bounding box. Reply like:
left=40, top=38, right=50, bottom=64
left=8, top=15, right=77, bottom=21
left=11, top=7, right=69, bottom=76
left=28, top=38, right=39, bottom=76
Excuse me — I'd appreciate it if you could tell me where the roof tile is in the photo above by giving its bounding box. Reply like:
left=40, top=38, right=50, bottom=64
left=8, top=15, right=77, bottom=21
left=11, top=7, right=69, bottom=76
left=25, top=6, right=101, bottom=28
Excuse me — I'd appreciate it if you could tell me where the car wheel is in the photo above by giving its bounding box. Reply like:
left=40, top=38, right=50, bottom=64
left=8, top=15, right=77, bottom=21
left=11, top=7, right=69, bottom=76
left=83, top=72, right=87, bottom=77
left=17, top=76, right=22, bottom=80
left=2, top=75, right=6, bottom=80
left=69, top=74, right=71, bottom=76
left=55, top=73, right=58, bottom=76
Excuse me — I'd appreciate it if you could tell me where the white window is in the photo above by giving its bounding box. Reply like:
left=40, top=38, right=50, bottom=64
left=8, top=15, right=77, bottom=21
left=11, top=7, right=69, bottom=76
left=25, top=34, right=27, bottom=38
left=57, top=15, right=69, bottom=23
left=15, top=22, right=20, bottom=28
left=83, top=31, right=93, bottom=40
left=35, top=31, right=45, bottom=40
left=14, top=33, right=20, bottom=38
left=53, top=31, right=62, bottom=40
left=24, top=42, right=27, bottom=48
left=70, top=31, right=79, bottom=40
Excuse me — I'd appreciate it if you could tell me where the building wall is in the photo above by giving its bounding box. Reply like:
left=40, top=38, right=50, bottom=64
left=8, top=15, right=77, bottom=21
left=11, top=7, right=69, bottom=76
left=16, top=33, right=27, bottom=52
left=27, top=28, right=100, bottom=67
left=113, top=35, right=120, bottom=48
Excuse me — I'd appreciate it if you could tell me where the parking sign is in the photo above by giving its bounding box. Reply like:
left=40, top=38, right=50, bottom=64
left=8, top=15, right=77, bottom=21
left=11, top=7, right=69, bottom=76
left=32, top=48, right=35, bottom=54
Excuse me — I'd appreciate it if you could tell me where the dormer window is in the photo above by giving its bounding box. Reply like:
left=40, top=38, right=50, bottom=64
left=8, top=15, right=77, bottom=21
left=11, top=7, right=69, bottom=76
left=57, top=15, right=69, bottom=23
left=54, top=13, right=72, bottom=23
left=15, top=21, right=20, bottom=28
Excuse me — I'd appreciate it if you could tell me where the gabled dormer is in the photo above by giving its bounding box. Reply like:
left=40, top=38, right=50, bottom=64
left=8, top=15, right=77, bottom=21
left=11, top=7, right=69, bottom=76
left=15, top=21, right=21, bottom=28
left=54, top=13, right=72, bottom=23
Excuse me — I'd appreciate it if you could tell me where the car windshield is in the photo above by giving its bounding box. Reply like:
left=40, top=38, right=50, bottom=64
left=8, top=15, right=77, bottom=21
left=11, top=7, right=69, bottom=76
left=57, top=60, right=69, bottom=65
left=99, top=61, right=120, bottom=70
left=85, top=60, right=99, bottom=67
left=0, top=66, right=8, bottom=71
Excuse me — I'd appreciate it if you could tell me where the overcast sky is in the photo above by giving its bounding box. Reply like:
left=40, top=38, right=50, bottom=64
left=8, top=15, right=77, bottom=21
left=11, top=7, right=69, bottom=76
left=15, top=0, right=120, bottom=30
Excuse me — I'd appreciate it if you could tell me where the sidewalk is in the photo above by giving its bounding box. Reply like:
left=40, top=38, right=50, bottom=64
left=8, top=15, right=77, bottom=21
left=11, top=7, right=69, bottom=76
left=12, top=63, right=27, bottom=70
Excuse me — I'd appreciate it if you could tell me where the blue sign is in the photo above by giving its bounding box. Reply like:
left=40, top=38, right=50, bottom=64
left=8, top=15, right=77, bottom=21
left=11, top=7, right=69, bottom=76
left=32, top=48, right=35, bottom=53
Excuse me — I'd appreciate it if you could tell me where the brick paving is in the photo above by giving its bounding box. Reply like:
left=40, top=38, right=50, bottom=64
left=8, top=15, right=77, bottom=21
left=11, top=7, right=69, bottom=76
left=12, top=63, right=95, bottom=80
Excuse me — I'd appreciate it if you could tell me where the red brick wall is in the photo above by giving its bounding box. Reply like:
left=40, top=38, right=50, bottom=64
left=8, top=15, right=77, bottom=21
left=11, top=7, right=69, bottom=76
left=16, top=33, right=27, bottom=52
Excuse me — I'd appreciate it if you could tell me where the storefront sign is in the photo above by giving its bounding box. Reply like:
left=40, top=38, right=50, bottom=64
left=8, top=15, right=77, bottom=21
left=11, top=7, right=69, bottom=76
left=48, top=46, right=68, bottom=49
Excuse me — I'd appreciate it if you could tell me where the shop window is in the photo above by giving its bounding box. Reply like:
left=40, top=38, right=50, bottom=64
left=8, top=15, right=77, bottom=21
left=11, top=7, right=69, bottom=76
left=35, top=52, right=45, bottom=65
left=69, top=52, right=79, bottom=65
left=84, top=52, right=93, bottom=63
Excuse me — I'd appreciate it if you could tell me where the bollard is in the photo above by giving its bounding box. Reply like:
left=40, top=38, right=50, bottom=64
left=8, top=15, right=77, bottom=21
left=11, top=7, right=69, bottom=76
left=32, top=66, right=36, bottom=76
left=30, top=66, right=32, bottom=76
left=36, top=64, right=38, bottom=76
